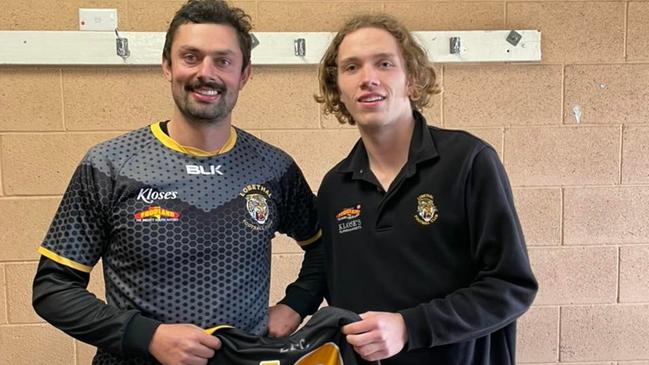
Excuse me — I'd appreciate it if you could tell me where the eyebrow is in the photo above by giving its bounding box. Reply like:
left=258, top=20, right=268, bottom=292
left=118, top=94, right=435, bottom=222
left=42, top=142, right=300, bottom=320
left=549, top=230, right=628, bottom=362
left=339, top=52, right=398, bottom=64
left=177, top=46, right=237, bottom=57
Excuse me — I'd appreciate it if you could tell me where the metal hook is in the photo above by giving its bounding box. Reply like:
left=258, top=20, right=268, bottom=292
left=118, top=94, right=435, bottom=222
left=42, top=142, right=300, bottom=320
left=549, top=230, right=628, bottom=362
left=506, top=30, right=522, bottom=46
left=294, top=38, right=306, bottom=57
left=114, top=28, right=130, bottom=62
left=450, top=37, right=461, bottom=54
left=250, top=33, right=260, bottom=50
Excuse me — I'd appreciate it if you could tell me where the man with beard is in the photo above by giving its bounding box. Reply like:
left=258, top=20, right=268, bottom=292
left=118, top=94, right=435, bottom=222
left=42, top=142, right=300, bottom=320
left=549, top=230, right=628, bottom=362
left=32, top=1, right=324, bottom=364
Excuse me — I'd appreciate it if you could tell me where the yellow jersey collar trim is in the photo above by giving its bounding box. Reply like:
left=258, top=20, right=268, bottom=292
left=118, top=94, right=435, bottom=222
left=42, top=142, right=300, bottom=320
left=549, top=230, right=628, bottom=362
left=150, top=122, right=237, bottom=157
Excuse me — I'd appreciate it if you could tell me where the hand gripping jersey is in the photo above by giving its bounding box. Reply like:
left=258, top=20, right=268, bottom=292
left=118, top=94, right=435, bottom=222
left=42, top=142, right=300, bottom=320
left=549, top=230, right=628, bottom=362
left=207, top=307, right=378, bottom=365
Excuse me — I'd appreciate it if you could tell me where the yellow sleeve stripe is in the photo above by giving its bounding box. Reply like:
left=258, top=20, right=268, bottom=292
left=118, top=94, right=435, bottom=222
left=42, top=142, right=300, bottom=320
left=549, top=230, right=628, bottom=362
left=204, top=324, right=234, bottom=335
left=38, top=246, right=93, bottom=273
left=297, top=229, right=322, bottom=247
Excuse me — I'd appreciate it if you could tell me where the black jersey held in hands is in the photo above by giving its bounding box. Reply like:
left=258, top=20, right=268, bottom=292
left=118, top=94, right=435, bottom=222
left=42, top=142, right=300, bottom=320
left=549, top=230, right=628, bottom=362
left=208, top=306, right=377, bottom=365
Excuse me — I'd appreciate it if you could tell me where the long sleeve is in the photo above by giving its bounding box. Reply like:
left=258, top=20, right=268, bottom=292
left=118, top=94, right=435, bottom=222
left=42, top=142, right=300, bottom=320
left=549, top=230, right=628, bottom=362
left=32, top=256, right=161, bottom=357
left=399, top=146, right=538, bottom=349
left=278, top=239, right=327, bottom=317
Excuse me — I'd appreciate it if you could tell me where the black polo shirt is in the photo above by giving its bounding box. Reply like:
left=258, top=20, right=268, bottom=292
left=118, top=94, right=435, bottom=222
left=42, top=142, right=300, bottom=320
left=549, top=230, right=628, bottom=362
left=317, top=111, right=537, bottom=365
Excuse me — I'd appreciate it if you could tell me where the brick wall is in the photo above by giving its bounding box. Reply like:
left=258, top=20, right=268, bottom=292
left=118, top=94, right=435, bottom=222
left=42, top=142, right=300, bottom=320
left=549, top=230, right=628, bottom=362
left=1, top=1, right=648, bottom=364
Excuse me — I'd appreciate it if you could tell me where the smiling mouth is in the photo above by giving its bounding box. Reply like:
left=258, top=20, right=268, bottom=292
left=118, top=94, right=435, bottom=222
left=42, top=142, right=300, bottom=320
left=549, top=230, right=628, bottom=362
left=358, top=95, right=386, bottom=103
left=186, top=81, right=226, bottom=97
left=193, top=87, right=222, bottom=96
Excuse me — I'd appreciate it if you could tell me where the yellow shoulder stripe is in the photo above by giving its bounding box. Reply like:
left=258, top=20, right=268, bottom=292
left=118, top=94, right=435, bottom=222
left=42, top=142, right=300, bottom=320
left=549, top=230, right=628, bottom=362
left=38, top=247, right=93, bottom=273
left=297, top=229, right=322, bottom=247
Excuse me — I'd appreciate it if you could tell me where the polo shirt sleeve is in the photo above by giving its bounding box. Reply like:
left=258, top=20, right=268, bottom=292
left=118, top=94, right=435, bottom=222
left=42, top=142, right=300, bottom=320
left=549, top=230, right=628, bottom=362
left=399, top=146, right=538, bottom=349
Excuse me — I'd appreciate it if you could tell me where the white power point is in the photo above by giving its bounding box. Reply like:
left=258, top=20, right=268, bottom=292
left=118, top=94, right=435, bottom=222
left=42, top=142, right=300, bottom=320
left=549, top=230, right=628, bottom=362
left=79, top=8, right=118, bottom=31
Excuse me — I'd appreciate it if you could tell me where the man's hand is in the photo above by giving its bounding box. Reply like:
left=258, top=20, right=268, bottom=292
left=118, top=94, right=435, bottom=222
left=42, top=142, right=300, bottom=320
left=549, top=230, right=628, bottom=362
left=149, top=323, right=221, bottom=365
left=342, top=311, right=408, bottom=362
left=267, top=304, right=301, bottom=337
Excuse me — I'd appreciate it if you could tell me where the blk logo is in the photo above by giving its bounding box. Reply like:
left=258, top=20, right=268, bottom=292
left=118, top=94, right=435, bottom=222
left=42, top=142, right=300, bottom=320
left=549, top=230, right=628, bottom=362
left=186, top=165, right=224, bottom=175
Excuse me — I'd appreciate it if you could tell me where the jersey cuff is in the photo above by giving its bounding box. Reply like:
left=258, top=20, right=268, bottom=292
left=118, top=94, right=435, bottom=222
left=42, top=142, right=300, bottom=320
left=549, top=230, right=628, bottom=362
left=38, top=246, right=93, bottom=273
left=296, top=229, right=322, bottom=248
left=278, top=286, right=322, bottom=318
left=399, top=306, right=435, bottom=350
left=122, top=313, right=162, bottom=357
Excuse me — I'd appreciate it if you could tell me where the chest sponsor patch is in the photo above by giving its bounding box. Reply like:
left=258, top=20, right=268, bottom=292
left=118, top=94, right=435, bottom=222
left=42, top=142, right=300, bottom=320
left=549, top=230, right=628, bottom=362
left=336, top=204, right=362, bottom=234
left=240, top=184, right=272, bottom=230
left=136, top=187, right=178, bottom=204
left=134, top=205, right=180, bottom=222
left=415, top=193, right=438, bottom=225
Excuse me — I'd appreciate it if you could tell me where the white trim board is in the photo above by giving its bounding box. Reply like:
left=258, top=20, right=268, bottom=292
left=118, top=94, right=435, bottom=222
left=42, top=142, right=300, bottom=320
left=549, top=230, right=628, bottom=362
left=0, top=30, right=540, bottom=65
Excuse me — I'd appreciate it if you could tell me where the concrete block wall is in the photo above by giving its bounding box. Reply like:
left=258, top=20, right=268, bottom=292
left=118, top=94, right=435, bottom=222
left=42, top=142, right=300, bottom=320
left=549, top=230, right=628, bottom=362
left=1, top=1, right=647, bottom=364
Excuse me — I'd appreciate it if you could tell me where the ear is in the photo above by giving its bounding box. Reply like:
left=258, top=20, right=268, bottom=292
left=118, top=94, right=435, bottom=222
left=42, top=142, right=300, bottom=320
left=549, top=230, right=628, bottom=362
left=162, top=57, right=172, bottom=82
left=406, top=73, right=415, bottom=98
left=239, top=64, right=252, bottom=89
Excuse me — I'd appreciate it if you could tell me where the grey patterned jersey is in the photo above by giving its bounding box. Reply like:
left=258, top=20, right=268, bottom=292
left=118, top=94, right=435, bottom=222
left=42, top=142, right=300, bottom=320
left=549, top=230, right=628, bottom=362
left=39, top=122, right=320, bottom=364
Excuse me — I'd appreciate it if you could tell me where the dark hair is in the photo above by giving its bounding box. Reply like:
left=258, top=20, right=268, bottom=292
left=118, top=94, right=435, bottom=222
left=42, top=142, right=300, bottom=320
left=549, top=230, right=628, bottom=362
left=162, top=0, right=253, bottom=70
left=315, top=14, right=441, bottom=125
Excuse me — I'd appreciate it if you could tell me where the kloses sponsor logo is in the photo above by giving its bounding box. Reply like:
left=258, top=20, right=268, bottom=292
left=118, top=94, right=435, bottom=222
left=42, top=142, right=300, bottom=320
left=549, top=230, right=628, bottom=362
left=137, top=188, right=178, bottom=204
left=336, top=204, right=362, bottom=234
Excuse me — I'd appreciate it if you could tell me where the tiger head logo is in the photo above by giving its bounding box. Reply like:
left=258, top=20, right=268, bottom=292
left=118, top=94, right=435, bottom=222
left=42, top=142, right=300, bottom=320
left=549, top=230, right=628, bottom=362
left=415, top=194, right=438, bottom=225
left=246, top=193, right=269, bottom=225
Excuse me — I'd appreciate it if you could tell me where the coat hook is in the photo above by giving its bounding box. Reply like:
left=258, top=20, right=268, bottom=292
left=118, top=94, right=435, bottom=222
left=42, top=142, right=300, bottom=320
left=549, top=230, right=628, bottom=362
left=250, top=33, right=260, bottom=49
left=450, top=37, right=461, bottom=54
left=114, top=28, right=130, bottom=62
left=506, top=30, right=522, bottom=46
left=294, top=38, right=306, bottom=57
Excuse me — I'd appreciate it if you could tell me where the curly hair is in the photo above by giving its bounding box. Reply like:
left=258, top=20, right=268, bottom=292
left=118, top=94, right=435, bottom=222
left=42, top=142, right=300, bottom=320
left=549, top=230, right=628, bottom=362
left=162, top=0, right=253, bottom=71
left=315, top=14, right=441, bottom=125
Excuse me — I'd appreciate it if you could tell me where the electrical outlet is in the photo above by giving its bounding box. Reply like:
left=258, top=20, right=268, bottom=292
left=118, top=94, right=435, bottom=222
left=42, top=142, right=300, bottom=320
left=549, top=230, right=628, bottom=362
left=79, top=8, right=118, bottom=31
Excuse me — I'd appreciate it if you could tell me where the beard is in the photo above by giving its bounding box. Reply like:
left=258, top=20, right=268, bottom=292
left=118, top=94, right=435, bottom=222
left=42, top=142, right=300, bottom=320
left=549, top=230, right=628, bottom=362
left=173, top=79, right=235, bottom=123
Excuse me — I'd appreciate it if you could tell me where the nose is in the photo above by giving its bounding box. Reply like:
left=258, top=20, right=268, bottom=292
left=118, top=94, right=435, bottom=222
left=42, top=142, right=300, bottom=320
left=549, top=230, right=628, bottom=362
left=360, top=66, right=380, bottom=89
left=196, top=58, right=217, bottom=81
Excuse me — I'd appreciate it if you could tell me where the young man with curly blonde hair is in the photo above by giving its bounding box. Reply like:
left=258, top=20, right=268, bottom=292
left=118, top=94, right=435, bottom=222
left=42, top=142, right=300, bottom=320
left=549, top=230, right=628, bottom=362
left=315, top=14, right=537, bottom=364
